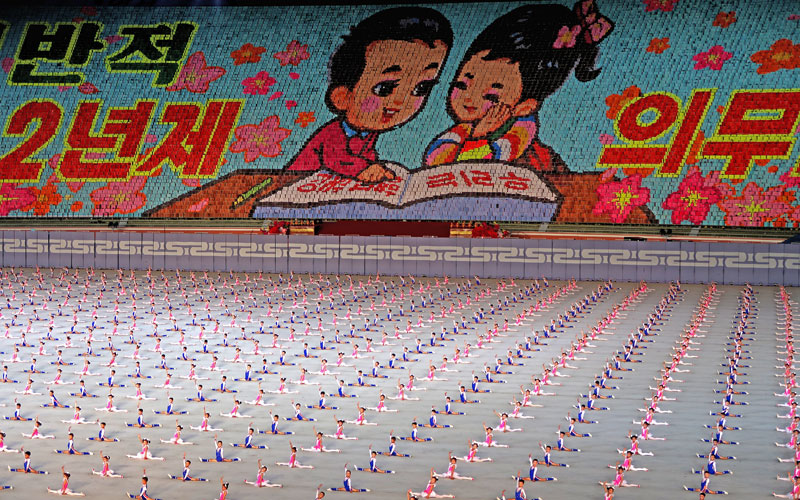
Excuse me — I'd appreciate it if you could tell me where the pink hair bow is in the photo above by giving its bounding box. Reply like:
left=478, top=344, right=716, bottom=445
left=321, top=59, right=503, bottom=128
left=574, top=0, right=614, bottom=44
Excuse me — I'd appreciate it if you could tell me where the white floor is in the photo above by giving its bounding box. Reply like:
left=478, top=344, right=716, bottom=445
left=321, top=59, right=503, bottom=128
left=0, top=269, right=787, bottom=499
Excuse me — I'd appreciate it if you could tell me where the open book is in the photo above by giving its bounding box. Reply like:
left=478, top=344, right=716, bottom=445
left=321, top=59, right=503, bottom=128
left=252, top=161, right=560, bottom=222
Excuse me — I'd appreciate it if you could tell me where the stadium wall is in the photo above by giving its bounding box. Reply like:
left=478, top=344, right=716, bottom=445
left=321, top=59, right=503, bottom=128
left=3, top=230, right=800, bottom=285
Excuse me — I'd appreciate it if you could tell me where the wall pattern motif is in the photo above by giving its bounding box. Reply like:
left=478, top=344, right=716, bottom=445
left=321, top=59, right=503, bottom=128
left=3, top=232, right=799, bottom=285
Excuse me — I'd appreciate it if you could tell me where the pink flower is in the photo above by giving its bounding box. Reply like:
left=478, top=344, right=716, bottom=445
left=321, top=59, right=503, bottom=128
left=592, top=174, right=651, bottom=223
left=0, top=183, right=35, bottom=216
left=229, top=116, right=291, bottom=162
left=273, top=40, right=311, bottom=67
left=643, top=0, right=678, bottom=12
left=692, top=45, right=733, bottom=70
left=661, top=169, right=724, bottom=224
left=598, top=133, right=615, bottom=145
left=166, top=52, right=225, bottom=93
left=187, top=198, right=209, bottom=213
left=788, top=205, right=800, bottom=227
left=89, top=176, right=148, bottom=216
left=241, top=71, right=277, bottom=96
left=553, top=25, right=581, bottom=49
left=718, top=182, right=788, bottom=226
left=780, top=170, right=800, bottom=189
left=700, top=169, right=734, bottom=198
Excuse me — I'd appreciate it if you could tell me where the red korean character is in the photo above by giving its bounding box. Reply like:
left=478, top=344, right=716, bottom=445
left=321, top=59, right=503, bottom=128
left=461, top=170, right=493, bottom=187
left=318, top=176, right=351, bottom=193
left=381, top=181, right=401, bottom=196
left=0, top=100, right=63, bottom=182
left=135, top=100, right=243, bottom=178
left=58, top=100, right=157, bottom=181
left=426, top=172, right=458, bottom=188
left=597, top=90, right=715, bottom=177
left=499, top=171, right=530, bottom=191
left=701, top=90, right=800, bottom=178
left=349, top=181, right=374, bottom=192
left=373, top=178, right=402, bottom=196
left=296, top=173, right=330, bottom=193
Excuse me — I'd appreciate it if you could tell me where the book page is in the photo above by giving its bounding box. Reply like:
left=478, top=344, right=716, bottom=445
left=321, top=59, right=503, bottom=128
left=257, top=162, right=558, bottom=208
left=257, top=162, right=409, bottom=208
left=401, top=162, right=558, bottom=205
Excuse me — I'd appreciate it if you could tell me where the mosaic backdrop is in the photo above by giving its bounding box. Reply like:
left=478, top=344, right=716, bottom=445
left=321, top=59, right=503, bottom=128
left=0, top=0, right=799, bottom=225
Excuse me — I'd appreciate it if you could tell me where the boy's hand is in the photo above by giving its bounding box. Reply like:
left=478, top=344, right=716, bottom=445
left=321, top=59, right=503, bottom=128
left=472, top=104, right=512, bottom=138
left=357, top=164, right=395, bottom=184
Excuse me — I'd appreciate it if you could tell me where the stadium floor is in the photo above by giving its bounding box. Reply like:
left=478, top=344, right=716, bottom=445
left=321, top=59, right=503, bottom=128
left=0, top=270, right=788, bottom=499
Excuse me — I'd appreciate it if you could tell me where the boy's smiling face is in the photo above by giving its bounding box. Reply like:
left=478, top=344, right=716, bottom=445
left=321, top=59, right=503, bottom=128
left=449, top=50, right=526, bottom=123
left=330, top=39, right=448, bottom=132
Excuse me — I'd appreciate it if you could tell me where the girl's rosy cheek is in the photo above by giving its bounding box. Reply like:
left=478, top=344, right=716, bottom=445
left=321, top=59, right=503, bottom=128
left=412, top=96, right=424, bottom=111
left=360, top=96, right=381, bottom=114
left=450, top=87, right=462, bottom=102
left=481, top=101, right=494, bottom=114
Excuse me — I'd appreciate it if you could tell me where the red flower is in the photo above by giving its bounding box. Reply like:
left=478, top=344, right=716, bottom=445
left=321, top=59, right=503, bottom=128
left=661, top=168, right=723, bottom=224
left=295, top=111, right=316, bottom=128
left=604, top=86, right=641, bottom=120
left=751, top=39, right=800, bottom=74
left=787, top=205, right=800, bottom=227
left=712, top=11, right=737, bottom=28
left=646, top=37, right=670, bottom=54
left=25, top=184, right=61, bottom=216
left=230, top=43, right=266, bottom=66
left=643, top=0, right=678, bottom=12
left=592, top=174, right=651, bottom=223
left=0, top=183, right=36, bottom=216
left=78, top=82, right=99, bottom=94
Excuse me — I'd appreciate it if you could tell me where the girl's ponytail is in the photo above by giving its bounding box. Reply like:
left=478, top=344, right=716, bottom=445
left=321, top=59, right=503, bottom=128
left=574, top=44, right=601, bottom=82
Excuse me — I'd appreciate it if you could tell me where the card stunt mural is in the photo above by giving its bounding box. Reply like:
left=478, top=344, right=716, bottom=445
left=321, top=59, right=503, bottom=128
left=0, top=0, right=799, bottom=225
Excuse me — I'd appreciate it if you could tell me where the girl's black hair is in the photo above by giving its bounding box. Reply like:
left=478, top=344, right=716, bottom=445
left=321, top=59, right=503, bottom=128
left=326, top=7, right=453, bottom=113
left=457, top=3, right=611, bottom=103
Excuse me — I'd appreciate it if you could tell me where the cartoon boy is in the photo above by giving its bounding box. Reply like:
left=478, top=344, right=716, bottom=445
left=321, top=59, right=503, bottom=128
left=284, top=7, right=453, bottom=183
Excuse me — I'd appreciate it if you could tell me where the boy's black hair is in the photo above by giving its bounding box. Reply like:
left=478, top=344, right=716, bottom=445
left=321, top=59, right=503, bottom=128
left=326, top=7, right=453, bottom=113
left=456, top=3, right=611, bottom=104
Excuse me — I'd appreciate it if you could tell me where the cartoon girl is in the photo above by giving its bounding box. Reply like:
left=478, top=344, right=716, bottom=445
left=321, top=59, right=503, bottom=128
left=424, top=1, right=653, bottom=223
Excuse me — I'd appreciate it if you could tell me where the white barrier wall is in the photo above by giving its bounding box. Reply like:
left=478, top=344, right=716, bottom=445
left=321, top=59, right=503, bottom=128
left=2, top=231, right=799, bottom=285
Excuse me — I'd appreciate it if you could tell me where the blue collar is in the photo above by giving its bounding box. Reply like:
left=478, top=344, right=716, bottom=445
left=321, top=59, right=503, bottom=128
left=342, top=121, right=369, bottom=139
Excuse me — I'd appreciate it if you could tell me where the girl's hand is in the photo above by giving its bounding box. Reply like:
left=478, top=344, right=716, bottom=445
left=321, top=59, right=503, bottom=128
left=472, top=104, right=512, bottom=138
